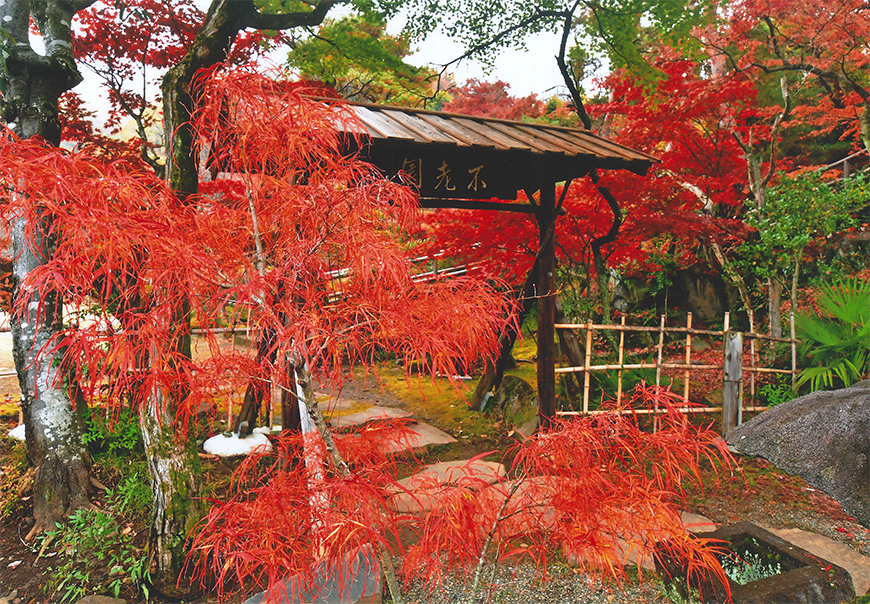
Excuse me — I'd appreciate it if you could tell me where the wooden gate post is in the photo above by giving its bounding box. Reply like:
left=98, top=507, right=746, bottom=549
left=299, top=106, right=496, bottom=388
left=723, top=330, right=743, bottom=434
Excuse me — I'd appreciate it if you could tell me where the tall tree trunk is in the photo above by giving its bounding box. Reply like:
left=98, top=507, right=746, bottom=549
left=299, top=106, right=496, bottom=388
left=1, top=0, right=96, bottom=538
left=471, top=261, right=539, bottom=409
left=11, top=217, right=92, bottom=539
left=768, top=277, right=783, bottom=339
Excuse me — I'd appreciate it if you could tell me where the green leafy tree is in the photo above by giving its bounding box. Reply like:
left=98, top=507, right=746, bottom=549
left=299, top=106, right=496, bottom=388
left=286, top=13, right=438, bottom=105
left=740, top=171, right=867, bottom=332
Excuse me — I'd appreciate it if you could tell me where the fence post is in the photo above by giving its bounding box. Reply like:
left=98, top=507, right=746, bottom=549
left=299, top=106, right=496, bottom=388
left=723, top=330, right=743, bottom=434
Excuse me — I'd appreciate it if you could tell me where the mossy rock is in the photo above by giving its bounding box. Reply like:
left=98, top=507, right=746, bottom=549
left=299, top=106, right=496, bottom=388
left=488, top=375, right=538, bottom=438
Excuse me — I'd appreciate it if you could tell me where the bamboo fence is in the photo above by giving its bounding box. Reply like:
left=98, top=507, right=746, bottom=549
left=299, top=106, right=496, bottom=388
left=553, top=311, right=798, bottom=422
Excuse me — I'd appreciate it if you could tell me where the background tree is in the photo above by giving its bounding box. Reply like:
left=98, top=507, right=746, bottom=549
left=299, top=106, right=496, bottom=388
left=285, top=13, right=438, bottom=105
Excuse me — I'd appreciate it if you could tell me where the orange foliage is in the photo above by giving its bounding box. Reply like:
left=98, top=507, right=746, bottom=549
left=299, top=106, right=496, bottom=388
left=189, top=385, right=734, bottom=602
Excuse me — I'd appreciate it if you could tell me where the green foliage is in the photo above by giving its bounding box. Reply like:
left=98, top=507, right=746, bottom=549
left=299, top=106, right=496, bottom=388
left=796, top=277, right=870, bottom=392
left=286, top=13, right=436, bottom=105
left=40, top=489, right=150, bottom=602
left=83, top=407, right=143, bottom=458
left=758, top=377, right=797, bottom=407
left=398, top=0, right=714, bottom=81
left=721, top=549, right=782, bottom=585
left=0, top=439, right=28, bottom=519
left=739, top=172, right=865, bottom=291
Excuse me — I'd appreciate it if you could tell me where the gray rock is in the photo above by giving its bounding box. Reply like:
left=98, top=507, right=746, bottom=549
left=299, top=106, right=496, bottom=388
left=243, top=548, right=380, bottom=604
left=726, top=380, right=870, bottom=527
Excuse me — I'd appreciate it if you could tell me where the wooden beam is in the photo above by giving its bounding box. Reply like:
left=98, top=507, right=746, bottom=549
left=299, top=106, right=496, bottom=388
left=419, top=198, right=539, bottom=214
left=536, top=180, right=557, bottom=428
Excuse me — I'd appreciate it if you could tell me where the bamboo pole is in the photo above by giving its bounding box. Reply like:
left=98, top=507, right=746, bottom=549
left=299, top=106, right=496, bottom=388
left=617, top=316, right=625, bottom=404
left=748, top=309, right=756, bottom=406
left=583, top=319, right=593, bottom=414
left=556, top=361, right=722, bottom=374
left=683, top=312, right=692, bottom=401
left=557, top=406, right=724, bottom=416
left=654, top=314, right=665, bottom=432
left=555, top=323, right=726, bottom=337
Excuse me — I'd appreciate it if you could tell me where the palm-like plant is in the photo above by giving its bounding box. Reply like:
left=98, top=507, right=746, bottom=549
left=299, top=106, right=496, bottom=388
left=796, top=277, right=870, bottom=392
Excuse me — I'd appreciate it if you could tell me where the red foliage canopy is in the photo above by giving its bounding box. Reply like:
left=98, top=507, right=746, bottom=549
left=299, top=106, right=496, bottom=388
left=0, top=65, right=513, bottom=430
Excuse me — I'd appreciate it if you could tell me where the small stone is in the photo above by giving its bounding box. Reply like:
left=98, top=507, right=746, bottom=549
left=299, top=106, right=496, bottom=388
left=75, top=595, right=126, bottom=604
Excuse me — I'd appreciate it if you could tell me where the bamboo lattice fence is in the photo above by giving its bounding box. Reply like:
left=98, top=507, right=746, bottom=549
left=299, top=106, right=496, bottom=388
left=553, top=311, right=798, bottom=426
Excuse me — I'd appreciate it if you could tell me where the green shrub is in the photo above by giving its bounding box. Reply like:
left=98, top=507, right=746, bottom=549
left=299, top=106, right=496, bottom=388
left=40, top=487, right=150, bottom=602
left=795, top=277, right=870, bottom=392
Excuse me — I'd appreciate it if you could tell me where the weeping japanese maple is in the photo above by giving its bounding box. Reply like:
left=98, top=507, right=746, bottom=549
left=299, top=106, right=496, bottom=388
left=0, top=65, right=511, bottom=595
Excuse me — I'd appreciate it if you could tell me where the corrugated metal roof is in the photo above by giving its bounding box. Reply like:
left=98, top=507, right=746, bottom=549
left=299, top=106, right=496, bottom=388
left=337, top=99, right=658, bottom=174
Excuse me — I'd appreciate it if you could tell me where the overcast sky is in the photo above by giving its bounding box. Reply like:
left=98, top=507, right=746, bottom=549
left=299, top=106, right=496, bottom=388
left=68, top=5, right=571, bottom=129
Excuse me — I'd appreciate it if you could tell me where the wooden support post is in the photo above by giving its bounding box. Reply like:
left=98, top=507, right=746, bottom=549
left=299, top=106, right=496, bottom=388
left=683, top=312, right=692, bottom=401
left=723, top=330, right=743, bottom=434
left=536, top=181, right=557, bottom=428
left=748, top=309, right=756, bottom=405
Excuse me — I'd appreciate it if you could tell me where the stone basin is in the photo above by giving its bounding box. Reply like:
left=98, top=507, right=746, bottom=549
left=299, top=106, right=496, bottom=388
left=656, top=522, right=855, bottom=603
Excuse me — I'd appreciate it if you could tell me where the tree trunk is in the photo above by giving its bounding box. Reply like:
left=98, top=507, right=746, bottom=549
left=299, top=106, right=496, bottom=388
left=2, top=0, right=95, bottom=538
left=11, top=217, right=92, bottom=539
left=768, top=277, right=783, bottom=338
left=139, top=388, right=205, bottom=597
left=471, top=260, right=539, bottom=409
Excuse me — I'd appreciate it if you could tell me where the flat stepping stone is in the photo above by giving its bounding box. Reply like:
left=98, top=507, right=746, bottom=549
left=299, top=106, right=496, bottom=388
left=381, top=421, right=456, bottom=456
left=388, top=459, right=506, bottom=514
left=329, top=405, right=414, bottom=429
left=762, top=524, right=870, bottom=596
left=202, top=432, right=272, bottom=457
left=681, top=511, right=718, bottom=533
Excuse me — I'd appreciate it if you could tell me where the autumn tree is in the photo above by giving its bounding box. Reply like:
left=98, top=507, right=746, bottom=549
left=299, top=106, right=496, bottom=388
left=2, top=0, right=421, bottom=592
left=442, top=79, right=545, bottom=120
left=695, top=0, right=870, bottom=334
left=0, top=65, right=514, bottom=598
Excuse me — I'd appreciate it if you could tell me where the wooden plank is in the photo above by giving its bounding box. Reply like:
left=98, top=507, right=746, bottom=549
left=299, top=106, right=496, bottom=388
left=419, top=199, right=536, bottom=213
left=487, top=122, right=573, bottom=154
left=417, top=114, right=495, bottom=147
left=381, top=109, right=460, bottom=144
left=452, top=118, right=537, bottom=151
left=354, top=106, right=421, bottom=141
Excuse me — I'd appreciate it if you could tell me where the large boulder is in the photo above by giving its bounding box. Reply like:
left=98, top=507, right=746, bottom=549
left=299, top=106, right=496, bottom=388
left=726, top=381, right=870, bottom=527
